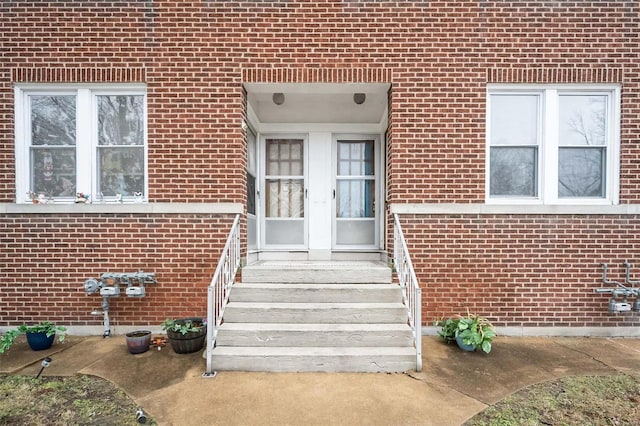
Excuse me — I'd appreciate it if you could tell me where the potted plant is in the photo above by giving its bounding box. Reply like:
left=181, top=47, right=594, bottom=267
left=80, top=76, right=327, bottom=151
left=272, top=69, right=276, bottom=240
left=436, top=312, right=496, bottom=353
left=0, top=321, right=67, bottom=353
left=125, top=330, right=152, bottom=354
left=161, top=317, right=206, bottom=354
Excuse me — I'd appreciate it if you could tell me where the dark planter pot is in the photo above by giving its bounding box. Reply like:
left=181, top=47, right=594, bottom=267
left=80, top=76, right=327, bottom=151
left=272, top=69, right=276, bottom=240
left=26, top=332, right=55, bottom=351
left=167, top=319, right=206, bottom=354
left=125, top=330, right=152, bottom=354
left=456, top=335, right=476, bottom=352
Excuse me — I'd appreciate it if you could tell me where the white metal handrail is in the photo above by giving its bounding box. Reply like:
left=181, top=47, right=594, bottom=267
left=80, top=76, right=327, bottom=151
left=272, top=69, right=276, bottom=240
left=205, top=213, right=241, bottom=376
left=393, top=213, right=422, bottom=372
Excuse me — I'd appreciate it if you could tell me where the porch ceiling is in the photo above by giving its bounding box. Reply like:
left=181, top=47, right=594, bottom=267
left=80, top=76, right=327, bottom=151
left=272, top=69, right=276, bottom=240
left=244, top=83, right=389, bottom=124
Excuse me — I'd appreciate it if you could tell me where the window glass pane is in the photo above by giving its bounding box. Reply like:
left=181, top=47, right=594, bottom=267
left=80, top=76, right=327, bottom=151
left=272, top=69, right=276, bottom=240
left=30, top=148, right=76, bottom=196
left=559, top=95, right=606, bottom=146
left=31, top=95, right=76, bottom=146
left=490, top=147, right=537, bottom=197
left=247, top=129, right=256, bottom=174
left=490, top=95, right=538, bottom=146
left=558, top=147, right=604, bottom=197
left=30, top=95, right=77, bottom=196
left=247, top=172, right=256, bottom=215
left=98, top=147, right=144, bottom=196
left=97, top=95, right=144, bottom=146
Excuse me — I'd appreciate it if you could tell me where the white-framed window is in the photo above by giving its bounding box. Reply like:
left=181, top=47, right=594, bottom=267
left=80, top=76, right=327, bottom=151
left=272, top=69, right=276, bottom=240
left=15, top=84, right=148, bottom=204
left=486, top=85, right=620, bottom=205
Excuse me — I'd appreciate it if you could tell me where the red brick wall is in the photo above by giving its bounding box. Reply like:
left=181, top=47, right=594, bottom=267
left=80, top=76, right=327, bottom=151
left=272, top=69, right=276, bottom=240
left=399, top=214, right=640, bottom=327
left=1, top=2, right=640, bottom=329
left=0, top=214, right=235, bottom=325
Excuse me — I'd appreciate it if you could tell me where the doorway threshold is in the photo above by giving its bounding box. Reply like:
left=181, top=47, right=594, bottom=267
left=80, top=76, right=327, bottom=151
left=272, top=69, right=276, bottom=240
left=250, top=250, right=387, bottom=263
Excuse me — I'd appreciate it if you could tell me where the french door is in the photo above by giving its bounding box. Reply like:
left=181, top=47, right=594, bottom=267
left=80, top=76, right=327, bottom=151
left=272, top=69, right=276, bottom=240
left=259, top=133, right=380, bottom=251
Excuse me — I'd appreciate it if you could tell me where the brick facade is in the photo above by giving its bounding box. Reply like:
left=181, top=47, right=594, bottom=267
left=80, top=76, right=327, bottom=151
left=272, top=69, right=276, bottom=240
left=1, top=2, right=639, bottom=330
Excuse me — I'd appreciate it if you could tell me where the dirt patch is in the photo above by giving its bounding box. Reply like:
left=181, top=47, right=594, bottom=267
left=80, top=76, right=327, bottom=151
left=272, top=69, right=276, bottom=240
left=0, top=374, right=154, bottom=425
left=465, top=374, right=640, bottom=426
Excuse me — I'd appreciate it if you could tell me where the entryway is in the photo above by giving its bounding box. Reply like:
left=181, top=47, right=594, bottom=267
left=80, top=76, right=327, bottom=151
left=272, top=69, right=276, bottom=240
left=244, top=83, right=390, bottom=260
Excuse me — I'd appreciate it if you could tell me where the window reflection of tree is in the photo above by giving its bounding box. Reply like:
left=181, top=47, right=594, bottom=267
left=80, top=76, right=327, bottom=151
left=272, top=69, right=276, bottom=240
left=30, top=96, right=77, bottom=196
left=559, top=96, right=606, bottom=197
left=490, top=147, right=537, bottom=196
left=97, top=96, right=144, bottom=196
left=98, top=96, right=144, bottom=146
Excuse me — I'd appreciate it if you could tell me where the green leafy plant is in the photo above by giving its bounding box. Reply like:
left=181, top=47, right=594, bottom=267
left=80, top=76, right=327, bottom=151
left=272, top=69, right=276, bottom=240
left=0, top=321, right=67, bottom=354
left=435, top=312, right=496, bottom=353
left=435, top=317, right=460, bottom=343
left=161, top=318, right=204, bottom=335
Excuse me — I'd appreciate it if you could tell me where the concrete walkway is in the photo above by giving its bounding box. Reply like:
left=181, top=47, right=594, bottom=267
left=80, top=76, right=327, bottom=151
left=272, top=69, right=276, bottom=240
left=1, top=335, right=640, bottom=425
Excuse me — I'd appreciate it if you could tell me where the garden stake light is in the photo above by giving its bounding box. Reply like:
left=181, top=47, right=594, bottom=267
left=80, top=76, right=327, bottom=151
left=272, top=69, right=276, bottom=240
left=36, top=357, right=52, bottom=378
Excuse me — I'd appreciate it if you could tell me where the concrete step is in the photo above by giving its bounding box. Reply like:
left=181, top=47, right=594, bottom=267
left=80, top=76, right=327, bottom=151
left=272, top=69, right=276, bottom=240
left=215, top=323, right=414, bottom=347
left=242, top=260, right=391, bottom=284
left=223, top=302, right=407, bottom=324
left=230, top=283, right=402, bottom=303
left=210, top=346, right=417, bottom=372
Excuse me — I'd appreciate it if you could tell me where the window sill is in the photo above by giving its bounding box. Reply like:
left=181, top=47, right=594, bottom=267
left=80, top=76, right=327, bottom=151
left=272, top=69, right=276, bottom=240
left=390, top=203, right=640, bottom=215
left=0, top=202, right=243, bottom=215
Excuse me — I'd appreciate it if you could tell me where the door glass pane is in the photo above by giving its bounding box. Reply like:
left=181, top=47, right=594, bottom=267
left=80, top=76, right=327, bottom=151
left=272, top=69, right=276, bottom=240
left=266, top=139, right=303, bottom=176
left=490, top=147, right=538, bottom=197
left=337, top=140, right=374, bottom=176
left=266, top=179, right=304, bottom=218
left=337, top=180, right=375, bottom=218
left=558, top=147, right=604, bottom=197
left=30, top=95, right=77, bottom=196
left=336, top=220, right=375, bottom=245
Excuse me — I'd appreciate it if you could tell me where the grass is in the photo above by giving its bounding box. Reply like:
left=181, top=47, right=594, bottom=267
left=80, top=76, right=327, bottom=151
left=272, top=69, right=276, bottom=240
left=0, top=374, right=154, bottom=425
left=465, top=374, right=640, bottom=426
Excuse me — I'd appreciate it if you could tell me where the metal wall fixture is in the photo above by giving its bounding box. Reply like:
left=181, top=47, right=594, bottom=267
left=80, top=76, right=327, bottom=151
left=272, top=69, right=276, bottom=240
left=83, top=272, right=157, bottom=337
left=595, top=262, right=640, bottom=313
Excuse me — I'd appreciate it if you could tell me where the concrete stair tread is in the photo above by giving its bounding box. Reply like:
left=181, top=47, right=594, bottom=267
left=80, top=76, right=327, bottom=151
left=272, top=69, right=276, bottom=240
left=242, top=260, right=392, bottom=284
left=212, top=346, right=416, bottom=356
left=244, top=260, right=389, bottom=269
left=227, top=302, right=404, bottom=308
left=234, top=283, right=398, bottom=288
left=219, top=323, right=411, bottom=331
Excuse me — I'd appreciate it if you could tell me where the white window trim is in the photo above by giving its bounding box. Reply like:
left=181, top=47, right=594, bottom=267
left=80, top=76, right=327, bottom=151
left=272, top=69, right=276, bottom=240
left=14, top=84, right=148, bottom=204
left=486, top=84, right=621, bottom=206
